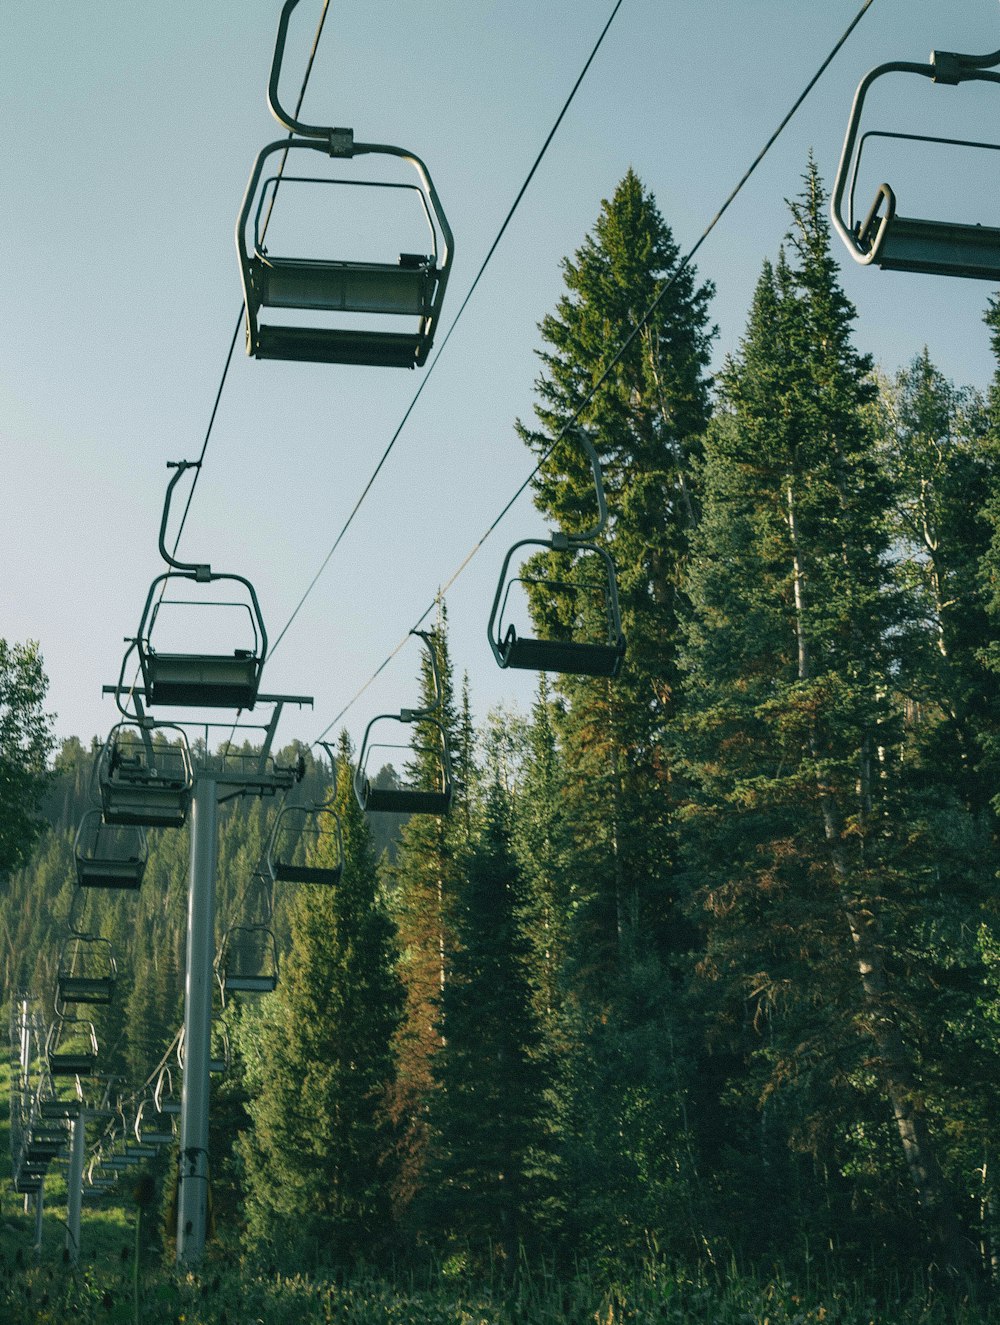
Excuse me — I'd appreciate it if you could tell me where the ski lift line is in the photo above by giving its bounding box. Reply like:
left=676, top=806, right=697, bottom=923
left=266, top=0, right=627, bottom=661
left=310, top=0, right=880, bottom=740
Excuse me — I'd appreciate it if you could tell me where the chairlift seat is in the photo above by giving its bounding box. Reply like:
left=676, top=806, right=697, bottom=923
left=359, top=784, right=451, bottom=815
left=57, top=975, right=116, bottom=1006
left=254, top=324, right=429, bottom=368
left=224, top=972, right=279, bottom=994
left=255, top=255, right=434, bottom=315
left=271, top=860, right=342, bottom=885
left=40, top=1098, right=81, bottom=1120
left=13, top=1174, right=43, bottom=1194
left=104, top=1154, right=141, bottom=1170
left=137, top=1127, right=175, bottom=1145
left=141, top=650, right=262, bottom=710
left=76, top=857, right=144, bottom=890
left=101, top=781, right=191, bottom=829
left=26, top=1138, right=64, bottom=1162
left=48, top=1051, right=97, bottom=1077
left=867, top=210, right=1000, bottom=280
left=497, top=629, right=626, bottom=679
left=157, top=1099, right=182, bottom=1116
left=125, top=1142, right=158, bottom=1160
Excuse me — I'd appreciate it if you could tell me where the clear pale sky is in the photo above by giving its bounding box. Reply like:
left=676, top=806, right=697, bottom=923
left=2, top=0, right=998, bottom=757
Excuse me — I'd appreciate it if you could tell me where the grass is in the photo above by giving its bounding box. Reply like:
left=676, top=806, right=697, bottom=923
left=1, top=1237, right=999, bottom=1325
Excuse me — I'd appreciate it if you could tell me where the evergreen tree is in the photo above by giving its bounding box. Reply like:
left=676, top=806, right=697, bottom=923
left=0, top=639, right=54, bottom=876
left=677, top=162, right=974, bottom=1273
left=421, top=778, right=546, bottom=1264
left=385, top=616, right=467, bottom=1217
left=513, top=168, right=715, bottom=1258
left=518, top=168, right=714, bottom=981
left=240, top=733, right=403, bottom=1266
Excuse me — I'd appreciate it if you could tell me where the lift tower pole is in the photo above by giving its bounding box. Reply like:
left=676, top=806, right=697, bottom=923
left=176, top=772, right=218, bottom=1264
left=168, top=697, right=308, bottom=1266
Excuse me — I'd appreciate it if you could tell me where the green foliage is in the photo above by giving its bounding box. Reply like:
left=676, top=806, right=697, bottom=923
left=0, top=638, right=54, bottom=879
left=240, top=734, right=403, bottom=1267
left=421, top=781, right=548, bottom=1263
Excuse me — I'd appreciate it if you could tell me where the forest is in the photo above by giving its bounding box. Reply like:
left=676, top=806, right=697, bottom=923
left=4, top=162, right=1000, bottom=1323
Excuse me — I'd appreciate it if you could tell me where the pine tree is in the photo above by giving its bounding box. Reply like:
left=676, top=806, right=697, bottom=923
left=678, top=161, right=974, bottom=1273
left=385, top=616, right=467, bottom=1217
left=518, top=168, right=715, bottom=981
left=502, top=169, right=718, bottom=1261
left=421, top=778, right=546, bottom=1264
left=240, top=733, right=402, bottom=1266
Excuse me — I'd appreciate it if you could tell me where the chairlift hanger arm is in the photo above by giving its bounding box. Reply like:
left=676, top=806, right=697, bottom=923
left=404, top=629, right=445, bottom=720
left=558, top=428, right=608, bottom=544
left=159, top=461, right=208, bottom=578
left=831, top=51, right=1000, bottom=263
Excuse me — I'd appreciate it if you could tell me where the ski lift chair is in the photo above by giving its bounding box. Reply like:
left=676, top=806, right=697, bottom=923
left=125, top=463, right=267, bottom=711
left=236, top=0, right=453, bottom=368
left=55, top=934, right=118, bottom=1010
left=354, top=631, right=454, bottom=814
left=267, top=801, right=344, bottom=884
left=831, top=46, right=1000, bottom=279
left=135, top=1098, right=175, bottom=1147
left=217, top=924, right=280, bottom=997
left=74, top=811, right=147, bottom=890
left=46, top=1017, right=99, bottom=1078
left=489, top=429, right=626, bottom=677
left=96, top=721, right=193, bottom=827
left=177, top=1023, right=230, bottom=1076
left=154, top=1066, right=182, bottom=1117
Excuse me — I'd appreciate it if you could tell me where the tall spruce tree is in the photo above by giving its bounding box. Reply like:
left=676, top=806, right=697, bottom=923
left=240, top=733, right=402, bottom=1266
left=513, top=169, right=715, bottom=1259
left=420, top=778, right=546, bottom=1263
left=518, top=168, right=714, bottom=982
left=678, top=162, right=974, bottom=1273
left=385, top=616, right=466, bottom=1217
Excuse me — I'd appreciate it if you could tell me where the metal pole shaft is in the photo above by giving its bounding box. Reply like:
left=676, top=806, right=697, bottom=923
left=33, top=1187, right=43, bottom=1256
left=66, top=1111, right=86, bottom=1262
left=176, top=774, right=217, bottom=1265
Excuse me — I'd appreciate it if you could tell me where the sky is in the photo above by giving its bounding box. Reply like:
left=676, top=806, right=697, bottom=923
left=2, top=0, right=998, bottom=764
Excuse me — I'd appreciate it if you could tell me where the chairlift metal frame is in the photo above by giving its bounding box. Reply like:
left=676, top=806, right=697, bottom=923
left=489, top=429, right=626, bottom=677
left=46, top=1016, right=99, bottom=1078
left=217, top=923, right=280, bottom=997
left=96, top=720, right=194, bottom=827
left=55, top=933, right=118, bottom=1011
left=74, top=810, right=147, bottom=890
left=831, top=45, right=1000, bottom=279
left=267, top=799, right=344, bottom=884
left=354, top=630, right=454, bottom=814
left=236, top=0, right=454, bottom=368
left=124, top=462, right=268, bottom=711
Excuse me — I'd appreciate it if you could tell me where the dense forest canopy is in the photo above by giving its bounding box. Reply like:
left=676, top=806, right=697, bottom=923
left=5, top=165, right=1000, bottom=1298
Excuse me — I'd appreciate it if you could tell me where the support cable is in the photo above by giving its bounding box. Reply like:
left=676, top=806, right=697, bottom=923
left=267, top=0, right=627, bottom=658
left=311, top=0, right=879, bottom=742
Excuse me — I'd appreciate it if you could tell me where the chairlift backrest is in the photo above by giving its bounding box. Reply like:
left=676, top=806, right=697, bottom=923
left=831, top=48, right=1000, bottom=279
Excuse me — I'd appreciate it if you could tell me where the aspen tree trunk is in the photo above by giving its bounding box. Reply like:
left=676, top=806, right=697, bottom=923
left=785, top=480, right=973, bottom=1276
